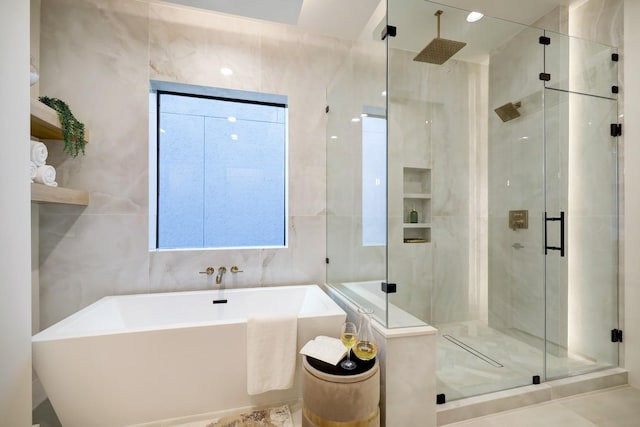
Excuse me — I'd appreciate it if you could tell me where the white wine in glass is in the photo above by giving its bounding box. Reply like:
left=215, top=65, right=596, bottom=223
left=340, top=322, right=358, bottom=370
left=353, top=340, right=378, bottom=360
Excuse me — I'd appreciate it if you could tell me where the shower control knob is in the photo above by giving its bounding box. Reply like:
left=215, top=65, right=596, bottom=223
left=230, top=266, right=243, bottom=273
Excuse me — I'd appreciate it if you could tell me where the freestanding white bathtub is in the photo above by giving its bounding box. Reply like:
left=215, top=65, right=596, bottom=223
left=32, top=284, right=346, bottom=427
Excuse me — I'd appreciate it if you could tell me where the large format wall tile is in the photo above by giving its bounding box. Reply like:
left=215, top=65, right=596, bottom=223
left=38, top=0, right=347, bottom=327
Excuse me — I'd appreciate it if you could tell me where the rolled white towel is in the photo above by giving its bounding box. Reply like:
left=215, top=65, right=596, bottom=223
left=29, top=161, right=37, bottom=183
left=30, top=140, right=48, bottom=166
left=34, top=165, right=58, bottom=187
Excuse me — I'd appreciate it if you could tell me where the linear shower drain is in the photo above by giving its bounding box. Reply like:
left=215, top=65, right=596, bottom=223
left=443, top=334, right=504, bottom=368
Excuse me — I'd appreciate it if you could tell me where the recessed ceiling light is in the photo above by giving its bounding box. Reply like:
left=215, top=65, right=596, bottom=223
left=381, top=90, right=387, bottom=97
left=330, top=135, right=338, bottom=140
left=227, top=116, right=237, bottom=122
left=352, top=117, right=361, bottom=123
left=230, top=133, right=238, bottom=140
left=466, top=11, right=484, bottom=23
left=361, top=113, right=368, bottom=118
left=220, top=67, right=233, bottom=76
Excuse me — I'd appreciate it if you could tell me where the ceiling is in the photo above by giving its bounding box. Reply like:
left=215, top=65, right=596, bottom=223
left=161, top=0, right=579, bottom=35
left=161, top=0, right=581, bottom=60
left=428, top=0, right=577, bottom=26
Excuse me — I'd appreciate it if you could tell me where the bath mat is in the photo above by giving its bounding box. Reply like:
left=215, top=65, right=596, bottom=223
left=174, top=405, right=293, bottom=427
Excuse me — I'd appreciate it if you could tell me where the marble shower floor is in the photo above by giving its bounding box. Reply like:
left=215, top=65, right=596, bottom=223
left=436, top=320, right=611, bottom=401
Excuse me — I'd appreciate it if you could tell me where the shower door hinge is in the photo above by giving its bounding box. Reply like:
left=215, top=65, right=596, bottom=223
left=612, top=53, right=619, bottom=62
left=532, top=375, right=541, bottom=385
left=325, top=257, right=330, bottom=264
left=436, top=393, right=446, bottom=404
left=611, top=123, right=622, bottom=137
left=539, top=36, right=551, bottom=45
left=325, top=105, right=330, bottom=113
left=381, top=282, right=397, bottom=293
left=611, top=329, right=623, bottom=343
left=381, top=25, right=397, bottom=41
left=612, top=85, right=619, bottom=94
left=539, top=73, right=551, bottom=81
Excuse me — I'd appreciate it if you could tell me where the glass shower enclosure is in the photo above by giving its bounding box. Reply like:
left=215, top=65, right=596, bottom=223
left=326, top=0, right=619, bottom=402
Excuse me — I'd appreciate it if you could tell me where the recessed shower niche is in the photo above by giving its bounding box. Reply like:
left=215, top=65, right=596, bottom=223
left=403, top=167, right=431, bottom=243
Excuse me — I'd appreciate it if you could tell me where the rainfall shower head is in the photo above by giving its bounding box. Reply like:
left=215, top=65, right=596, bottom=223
left=414, top=10, right=466, bottom=65
left=494, top=101, right=522, bottom=122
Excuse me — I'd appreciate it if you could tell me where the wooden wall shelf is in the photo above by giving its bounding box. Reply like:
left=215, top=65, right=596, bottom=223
left=31, top=183, right=89, bottom=206
left=30, top=98, right=90, bottom=143
left=30, top=99, right=91, bottom=206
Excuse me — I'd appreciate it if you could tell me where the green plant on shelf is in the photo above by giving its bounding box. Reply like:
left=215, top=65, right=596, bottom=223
left=38, top=96, right=86, bottom=158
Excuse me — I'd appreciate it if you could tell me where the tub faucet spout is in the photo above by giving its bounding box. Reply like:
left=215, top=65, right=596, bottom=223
left=216, top=266, right=227, bottom=285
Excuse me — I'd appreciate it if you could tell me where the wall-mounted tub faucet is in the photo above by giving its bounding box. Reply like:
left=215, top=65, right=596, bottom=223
left=199, top=267, right=215, bottom=275
left=216, top=266, right=227, bottom=284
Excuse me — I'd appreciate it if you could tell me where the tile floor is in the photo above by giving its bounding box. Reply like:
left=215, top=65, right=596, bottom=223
left=34, top=385, right=640, bottom=426
left=443, top=385, right=640, bottom=426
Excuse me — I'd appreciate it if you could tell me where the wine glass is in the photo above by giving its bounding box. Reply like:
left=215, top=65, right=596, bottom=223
left=340, top=322, right=358, bottom=370
left=354, top=307, right=378, bottom=361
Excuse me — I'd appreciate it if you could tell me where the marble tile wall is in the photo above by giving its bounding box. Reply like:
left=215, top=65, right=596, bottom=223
left=37, top=0, right=350, bottom=328
left=39, top=0, right=151, bottom=329
left=386, top=49, right=488, bottom=326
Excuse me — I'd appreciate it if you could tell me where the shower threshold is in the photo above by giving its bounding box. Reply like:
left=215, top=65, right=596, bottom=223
left=436, top=367, right=627, bottom=425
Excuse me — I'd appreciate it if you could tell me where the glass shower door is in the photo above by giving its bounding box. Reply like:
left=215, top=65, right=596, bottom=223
left=543, top=31, right=619, bottom=380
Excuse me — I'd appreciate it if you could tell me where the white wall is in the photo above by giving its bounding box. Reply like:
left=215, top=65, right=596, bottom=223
left=624, top=0, right=640, bottom=387
left=0, top=0, right=33, bottom=425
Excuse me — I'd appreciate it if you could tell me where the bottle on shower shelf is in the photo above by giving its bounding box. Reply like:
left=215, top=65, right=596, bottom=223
left=410, top=208, right=418, bottom=224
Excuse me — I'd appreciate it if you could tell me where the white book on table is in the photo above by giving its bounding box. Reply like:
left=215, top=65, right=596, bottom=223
left=299, top=335, right=348, bottom=366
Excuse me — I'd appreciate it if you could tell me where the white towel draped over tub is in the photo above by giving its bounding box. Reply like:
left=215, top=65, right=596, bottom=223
left=246, top=313, right=298, bottom=395
left=30, top=140, right=48, bottom=166
left=34, top=165, right=57, bottom=187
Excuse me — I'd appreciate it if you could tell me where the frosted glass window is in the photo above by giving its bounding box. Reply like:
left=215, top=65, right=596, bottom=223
left=156, top=90, right=287, bottom=249
left=362, top=115, right=387, bottom=246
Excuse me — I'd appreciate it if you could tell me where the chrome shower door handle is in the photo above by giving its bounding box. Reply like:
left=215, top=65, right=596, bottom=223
left=544, top=211, right=565, bottom=257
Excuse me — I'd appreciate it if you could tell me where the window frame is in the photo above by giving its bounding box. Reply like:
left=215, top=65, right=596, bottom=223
left=149, top=81, right=289, bottom=251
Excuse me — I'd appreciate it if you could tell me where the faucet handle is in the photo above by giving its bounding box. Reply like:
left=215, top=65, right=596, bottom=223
left=199, top=267, right=215, bottom=275
left=230, top=265, right=243, bottom=273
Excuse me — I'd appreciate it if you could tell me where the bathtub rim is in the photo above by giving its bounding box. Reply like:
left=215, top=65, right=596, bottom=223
left=33, top=284, right=344, bottom=342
